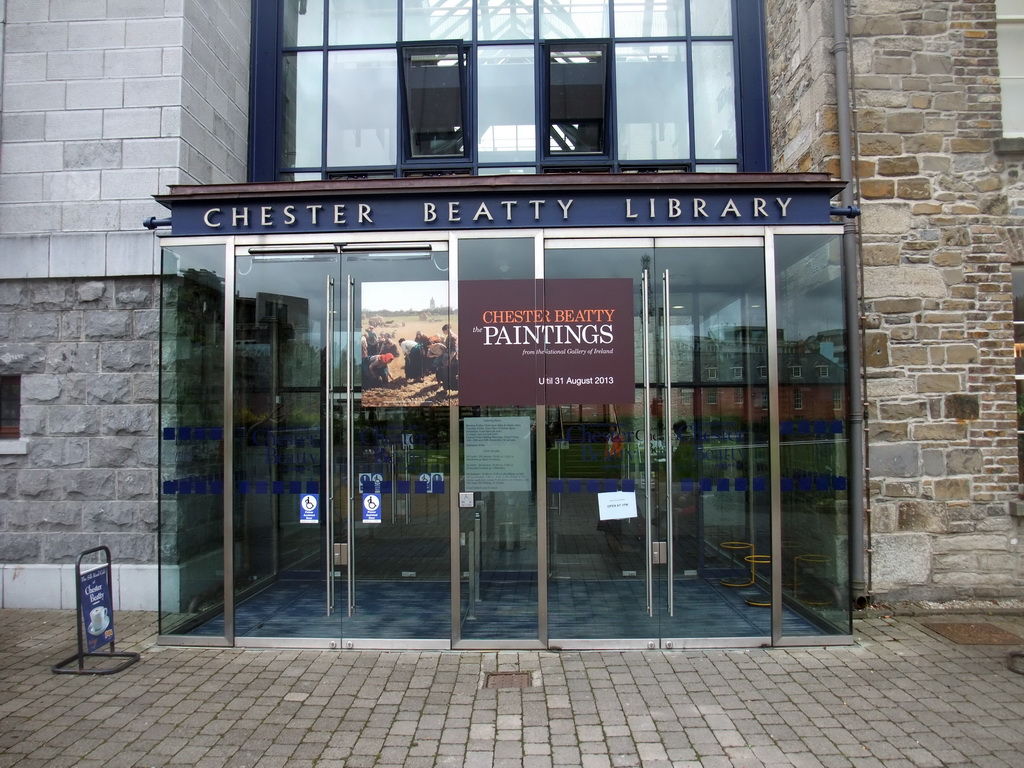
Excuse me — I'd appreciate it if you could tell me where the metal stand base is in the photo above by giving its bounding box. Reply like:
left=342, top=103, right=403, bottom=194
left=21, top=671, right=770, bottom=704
left=53, top=650, right=140, bottom=676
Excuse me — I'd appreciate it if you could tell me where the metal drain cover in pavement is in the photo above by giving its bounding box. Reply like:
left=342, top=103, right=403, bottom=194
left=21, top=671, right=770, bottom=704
left=922, top=622, right=1023, bottom=645
left=485, top=672, right=531, bottom=688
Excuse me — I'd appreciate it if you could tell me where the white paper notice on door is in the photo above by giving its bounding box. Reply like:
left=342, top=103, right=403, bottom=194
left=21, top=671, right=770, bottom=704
left=464, top=416, right=532, bottom=491
left=597, top=491, right=638, bottom=521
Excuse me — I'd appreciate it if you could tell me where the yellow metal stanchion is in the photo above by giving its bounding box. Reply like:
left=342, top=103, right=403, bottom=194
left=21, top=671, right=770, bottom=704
left=719, top=541, right=754, bottom=587
left=795, top=554, right=831, bottom=606
left=744, top=555, right=772, bottom=606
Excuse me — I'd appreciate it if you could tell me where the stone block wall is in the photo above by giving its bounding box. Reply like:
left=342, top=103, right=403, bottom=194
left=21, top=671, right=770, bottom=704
left=767, top=0, right=838, bottom=174
left=767, top=0, right=1024, bottom=603
left=0, top=0, right=250, bottom=279
left=1, top=3, right=6, bottom=128
left=0, top=277, right=158, bottom=560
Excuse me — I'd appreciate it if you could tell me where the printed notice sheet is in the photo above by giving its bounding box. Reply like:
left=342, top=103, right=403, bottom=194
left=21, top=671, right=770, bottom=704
left=598, top=491, right=638, bottom=521
left=464, top=417, right=532, bottom=491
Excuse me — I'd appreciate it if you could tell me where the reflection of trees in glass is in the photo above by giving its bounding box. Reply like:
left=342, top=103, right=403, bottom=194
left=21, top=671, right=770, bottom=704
left=161, top=267, right=225, bottom=456
left=160, top=263, right=227, bottom=623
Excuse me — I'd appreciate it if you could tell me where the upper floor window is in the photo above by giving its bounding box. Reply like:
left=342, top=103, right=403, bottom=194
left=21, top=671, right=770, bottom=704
left=403, top=45, right=468, bottom=159
left=254, top=0, right=770, bottom=179
left=998, top=0, right=1024, bottom=137
left=548, top=44, right=608, bottom=156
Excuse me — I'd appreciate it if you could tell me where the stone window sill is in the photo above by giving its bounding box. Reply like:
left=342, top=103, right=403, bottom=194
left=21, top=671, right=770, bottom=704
left=0, top=439, right=28, bottom=455
left=995, top=137, right=1024, bottom=155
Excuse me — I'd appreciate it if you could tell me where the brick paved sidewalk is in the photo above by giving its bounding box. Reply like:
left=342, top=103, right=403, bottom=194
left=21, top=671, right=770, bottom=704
left=2, top=610, right=1023, bottom=767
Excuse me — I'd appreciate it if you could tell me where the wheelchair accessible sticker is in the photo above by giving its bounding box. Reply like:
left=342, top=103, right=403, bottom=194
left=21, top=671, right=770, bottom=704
left=299, top=494, right=319, bottom=524
left=362, top=493, right=382, bottom=524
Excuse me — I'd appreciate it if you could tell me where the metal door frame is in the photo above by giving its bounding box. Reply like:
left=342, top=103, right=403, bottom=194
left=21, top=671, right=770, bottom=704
left=542, top=232, right=774, bottom=649
left=338, top=238, right=453, bottom=650
left=224, top=240, right=344, bottom=648
left=653, top=235, right=771, bottom=650
left=157, top=226, right=852, bottom=649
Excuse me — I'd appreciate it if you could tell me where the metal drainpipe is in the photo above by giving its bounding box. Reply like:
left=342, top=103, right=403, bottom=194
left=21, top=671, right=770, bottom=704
left=832, top=0, right=869, bottom=607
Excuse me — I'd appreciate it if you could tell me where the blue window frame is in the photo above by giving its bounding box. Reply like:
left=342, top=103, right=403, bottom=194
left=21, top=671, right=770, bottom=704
left=545, top=42, right=610, bottom=159
left=250, top=0, right=770, bottom=180
left=400, top=43, right=470, bottom=161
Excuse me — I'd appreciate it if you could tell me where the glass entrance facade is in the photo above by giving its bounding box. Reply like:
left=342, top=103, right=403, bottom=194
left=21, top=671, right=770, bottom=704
left=158, top=221, right=852, bottom=649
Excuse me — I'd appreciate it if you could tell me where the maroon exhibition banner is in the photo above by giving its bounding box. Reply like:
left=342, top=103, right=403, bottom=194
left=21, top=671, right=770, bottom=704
left=459, top=278, right=635, bottom=406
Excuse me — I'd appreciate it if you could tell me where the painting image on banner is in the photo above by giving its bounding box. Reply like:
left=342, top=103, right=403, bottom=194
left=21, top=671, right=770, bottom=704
left=459, top=278, right=634, bottom=405
left=360, top=281, right=457, bottom=407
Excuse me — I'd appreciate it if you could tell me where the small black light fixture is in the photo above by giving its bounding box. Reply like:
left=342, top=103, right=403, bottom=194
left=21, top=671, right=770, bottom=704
left=828, top=205, right=861, bottom=218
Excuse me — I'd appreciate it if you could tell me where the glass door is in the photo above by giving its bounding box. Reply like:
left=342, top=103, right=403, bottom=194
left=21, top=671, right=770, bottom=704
left=231, top=247, right=341, bottom=639
left=654, top=240, right=772, bottom=645
left=544, top=237, right=772, bottom=646
left=544, top=240, right=660, bottom=645
left=339, top=244, right=452, bottom=646
left=229, top=243, right=454, bottom=644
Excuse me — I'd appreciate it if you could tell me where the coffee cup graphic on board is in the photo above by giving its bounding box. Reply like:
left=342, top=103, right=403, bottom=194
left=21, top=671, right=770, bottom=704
left=89, top=606, right=109, bottom=634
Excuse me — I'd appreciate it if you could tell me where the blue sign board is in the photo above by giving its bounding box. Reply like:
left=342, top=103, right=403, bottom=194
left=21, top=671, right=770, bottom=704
left=363, top=493, right=382, bottom=524
left=299, top=493, right=320, bottom=524
left=79, top=565, right=114, bottom=652
left=165, top=186, right=840, bottom=237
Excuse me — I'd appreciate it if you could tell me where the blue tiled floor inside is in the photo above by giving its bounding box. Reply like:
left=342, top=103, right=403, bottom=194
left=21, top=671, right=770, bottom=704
left=189, top=571, right=827, bottom=643
left=191, top=574, right=452, bottom=639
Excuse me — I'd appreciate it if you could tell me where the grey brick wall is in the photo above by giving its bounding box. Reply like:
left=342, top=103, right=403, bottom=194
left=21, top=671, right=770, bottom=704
left=768, top=0, right=1024, bottom=603
left=0, top=276, right=158, bottom=565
